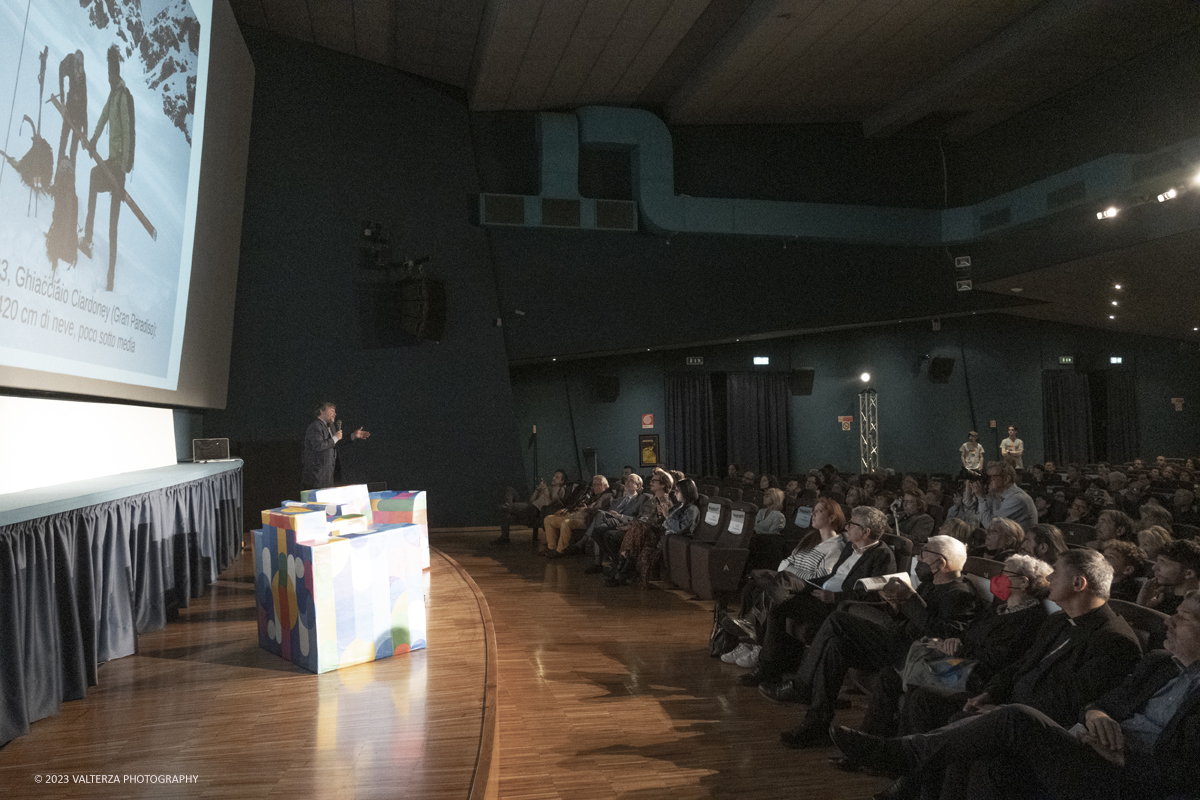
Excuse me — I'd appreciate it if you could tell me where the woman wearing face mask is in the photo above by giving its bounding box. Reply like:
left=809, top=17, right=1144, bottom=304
left=857, top=554, right=1052, bottom=739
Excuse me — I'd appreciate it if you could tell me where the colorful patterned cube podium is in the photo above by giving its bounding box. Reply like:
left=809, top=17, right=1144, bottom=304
left=253, top=486, right=429, bottom=673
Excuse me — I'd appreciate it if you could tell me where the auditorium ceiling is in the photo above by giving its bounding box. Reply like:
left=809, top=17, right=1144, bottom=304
left=226, top=0, right=1196, bottom=140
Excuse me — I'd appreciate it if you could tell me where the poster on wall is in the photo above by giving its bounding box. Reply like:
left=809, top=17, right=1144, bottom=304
left=639, top=434, right=659, bottom=468
left=0, top=0, right=212, bottom=391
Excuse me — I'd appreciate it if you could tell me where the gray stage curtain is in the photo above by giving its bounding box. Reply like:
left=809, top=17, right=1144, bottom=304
left=726, top=372, right=791, bottom=476
left=665, top=373, right=719, bottom=476
left=1042, top=370, right=1094, bottom=466
left=0, top=468, right=242, bottom=746
left=1106, top=371, right=1140, bottom=464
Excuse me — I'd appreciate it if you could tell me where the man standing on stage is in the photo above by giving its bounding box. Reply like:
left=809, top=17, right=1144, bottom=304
left=302, top=402, right=370, bottom=490
left=80, top=46, right=134, bottom=291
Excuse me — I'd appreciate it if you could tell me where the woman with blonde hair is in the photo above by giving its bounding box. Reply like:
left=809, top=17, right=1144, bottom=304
left=970, top=517, right=1024, bottom=561
left=1138, top=524, right=1173, bottom=563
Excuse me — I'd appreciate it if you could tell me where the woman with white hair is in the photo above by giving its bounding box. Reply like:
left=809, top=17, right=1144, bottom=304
left=858, top=553, right=1053, bottom=738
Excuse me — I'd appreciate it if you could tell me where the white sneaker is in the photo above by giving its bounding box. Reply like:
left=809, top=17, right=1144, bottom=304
left=721, top=642, right=750, bottom=664
left=735, top=645, right=761, bottom=669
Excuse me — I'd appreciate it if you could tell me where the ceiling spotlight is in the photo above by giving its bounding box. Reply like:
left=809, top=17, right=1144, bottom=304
left=860, top=372, right=871, bottom=383
left=1157, top=188, right=1178, bottom=202
left=1111, top=300, right=1119, bottom=306
left=1010, top=287, right=1023, bottom=293
left=1109, top=315, right=1116, bottom=320
left=1096, top=207, right=1119, bottom=220
left=1193, top=173, right=1200, bottom=185
left=1114, top=283, right=1122, bottom=289
left=1194, top=327, right=1198, bottom=332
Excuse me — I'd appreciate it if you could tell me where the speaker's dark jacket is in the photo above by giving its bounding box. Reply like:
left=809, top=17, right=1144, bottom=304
left=302, top=418, right=340, bottom=489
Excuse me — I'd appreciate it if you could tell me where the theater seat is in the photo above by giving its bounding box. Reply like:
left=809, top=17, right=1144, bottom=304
left=1110, top=599, right=1169, bottom=651
left=688, top=501, right=756, bottom=601
left=664, top=497, right=730, bottom=592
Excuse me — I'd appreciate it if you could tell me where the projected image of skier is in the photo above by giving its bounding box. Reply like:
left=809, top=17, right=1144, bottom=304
left=0, top=0, right=208, bottom=390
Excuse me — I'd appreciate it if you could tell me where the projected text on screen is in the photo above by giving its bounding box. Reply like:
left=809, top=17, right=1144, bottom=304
left=0, top=0, right=213, bottom=391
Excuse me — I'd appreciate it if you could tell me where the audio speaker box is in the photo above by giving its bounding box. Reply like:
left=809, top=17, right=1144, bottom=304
left=929, top=357, right=956, bottom=383
left=593, top=376, right=620, bottom=403
left=788, top=369, right=815, bottom=396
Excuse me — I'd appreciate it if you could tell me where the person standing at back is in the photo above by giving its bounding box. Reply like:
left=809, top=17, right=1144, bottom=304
left=1000, top=425, right=1025, bottom=471
left=958, top=431, right=984, bottom=480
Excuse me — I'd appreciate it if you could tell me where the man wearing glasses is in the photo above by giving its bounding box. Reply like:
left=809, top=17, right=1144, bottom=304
left=956, top=460, right=1037, bottom=530
left=761, top=535, right=979, bottom=748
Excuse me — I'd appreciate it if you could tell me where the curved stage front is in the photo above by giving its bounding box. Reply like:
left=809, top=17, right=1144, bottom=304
left=0, top=546, right=498, bottom=800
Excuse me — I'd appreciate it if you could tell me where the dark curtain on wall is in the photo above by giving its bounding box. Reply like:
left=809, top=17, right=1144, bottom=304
left=665, top=373, right=719, bottom=475
left=0, top=468, right=243, bottom=747
left=1042, top=371, right=1094, bottom=465
left=1106, top=371, right=1140, bottom=464
left=726, top=372, right=791, bottom=476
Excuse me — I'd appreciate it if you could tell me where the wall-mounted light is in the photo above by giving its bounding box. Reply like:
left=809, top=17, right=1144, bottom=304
left=860, top=372, right=871, bottom=383
left=1096, top=207, right=1119, bottom=220
left=1110, top=356, right=1123, bottom=364
left=1157, top=188, right=1178, bottom=202
left=753, top=356, right=769, bottom=366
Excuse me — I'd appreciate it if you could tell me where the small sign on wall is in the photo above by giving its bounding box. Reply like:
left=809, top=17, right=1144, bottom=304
left=642, top=413, right=654, bottom=429
left=838, top=415, right=852, bottom=432
left=1172, top=397, right=1184, bottom=411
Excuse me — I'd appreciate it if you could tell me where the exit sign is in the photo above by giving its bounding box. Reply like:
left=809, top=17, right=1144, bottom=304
left=1059, top=356, right=1074, bottom=365
left=686, top=356, right=703, bottom=366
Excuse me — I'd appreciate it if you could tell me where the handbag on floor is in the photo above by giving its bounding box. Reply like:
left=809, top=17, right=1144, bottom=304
left=709, top=606, right=739, bottom=658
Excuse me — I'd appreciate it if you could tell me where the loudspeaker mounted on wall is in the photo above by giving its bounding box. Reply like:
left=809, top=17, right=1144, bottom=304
left=788, top=369, right=815, bottom=396
left=593, top=376, right=620, bottom=403
left=929, top=357, right=956, bottom=383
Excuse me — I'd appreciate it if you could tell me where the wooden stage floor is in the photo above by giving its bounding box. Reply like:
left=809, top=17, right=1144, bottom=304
left=0, top=546, right=490, bottom=799
left=435, top=528, right=888, bottom=800
left=1, top=527, right=891, bottom=799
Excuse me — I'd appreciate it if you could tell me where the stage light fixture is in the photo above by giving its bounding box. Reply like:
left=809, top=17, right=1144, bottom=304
left=1111, top=300, right=1119, bottom=306
left=1157, top=188, right=1177, bottom=202
left=1114, top=284, right=1122, bottom=289
left=1109, top=315, right=1116, bottom=320
left=1096, top=207, right=1119, bottom=220
left=860, top=372, right=871, bottom=383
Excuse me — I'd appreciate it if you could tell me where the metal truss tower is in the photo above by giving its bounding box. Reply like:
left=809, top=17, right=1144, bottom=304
left=859, top=388, right=879, bottom=473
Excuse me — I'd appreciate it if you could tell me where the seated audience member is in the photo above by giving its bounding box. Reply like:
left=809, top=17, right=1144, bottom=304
left=951, top=461, right=1037, bottom=530
left=759, top=473, right=780, bottom=491
left=724, top=497, right=846, bottom=668
left=1065, top=494, right=1097, bottom=525
left=494, top=469, right=567, bottom=545
left=1171, top=488, right=1200, bottom=527
left=861, top=475, right=878, bottom=499
left=1089, top=509, right=1136, bottom=550
left=1065, top=463, right=1085, bottom=488
left=737, top=506, right=896, bottom=688
left=938, top=517, right=973, bottom=544
left=1027, top=463, right=1047, bottom=486
left=668, top=469, right=686, bottom=488
left=831, top=591, right=1196, bottom=800
left=725, top=463, right=739, bottom=479
left=762, top=535, right=979, bottom=748
left=782, top=477, right=802, bottom=514
left=1137, top=539, right=1200, bottom=616
left=1044, top=460, right=1057, bottom=474
left=1021, top=523, right=1067, bottom=564
left=804, top=472, right=824, bottom=496
left=970, top=517, right=1024, bottom=562
left=874, top=491, right=897, bottom=514
left=900, top=475, right=922, bottom=496
left=605, top=469, right=676, bottom=587
left=1102, top=540, right=1147, bottom=602
left=741, top=470, right=757, bottom=489
left=542, top=475, right=612, bottom=557
left=1138, top=502, right=1175, bottom=534
left=893, top=490, right=935, bottom=545
left=1137, top=525, right=1173, bottom=564
left=584, top=474, right=646, bottom=574
left=845, top=485, right=868, bottom=509
left=754, top=488, right=785, bottom=534
left=858, top=554, right=1052, bottom=740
